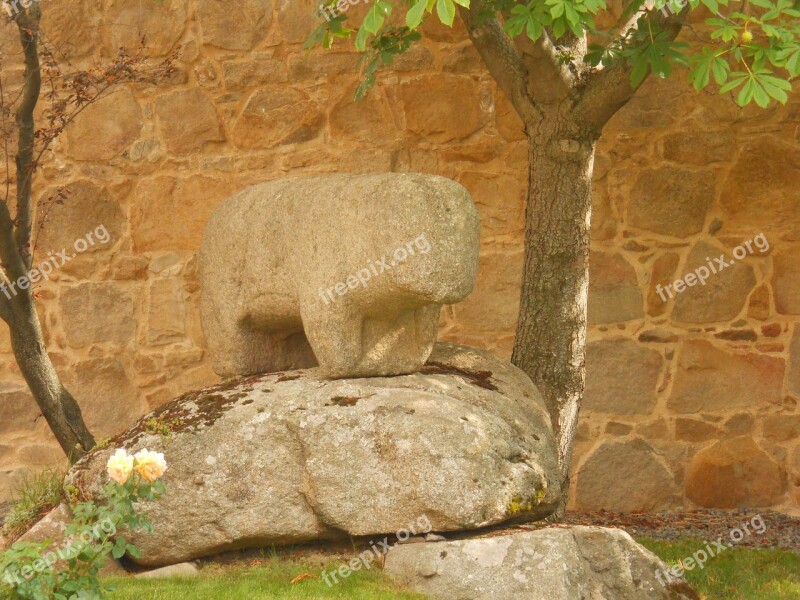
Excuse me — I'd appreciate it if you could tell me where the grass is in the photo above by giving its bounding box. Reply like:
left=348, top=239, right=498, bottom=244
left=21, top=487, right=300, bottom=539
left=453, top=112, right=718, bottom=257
left=639, top=538, right=800, bottom=600
left=1, top=468, right=64, bottom=540
left=100, top=539, right=800, bottom=599
left=106, top=560, right=424, bottom=599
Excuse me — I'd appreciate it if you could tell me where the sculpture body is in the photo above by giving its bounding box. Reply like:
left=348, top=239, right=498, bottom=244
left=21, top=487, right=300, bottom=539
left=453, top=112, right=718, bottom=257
left=200, top=173, right=479, bottom=378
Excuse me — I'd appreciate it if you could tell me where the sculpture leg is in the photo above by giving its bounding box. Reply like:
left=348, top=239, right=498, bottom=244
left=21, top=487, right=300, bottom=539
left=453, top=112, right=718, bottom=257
left=203, top=302, right=315, bottom=378
left=300, top=299, right=365, bottom=379
left=358, top=304, right=441, bottom=375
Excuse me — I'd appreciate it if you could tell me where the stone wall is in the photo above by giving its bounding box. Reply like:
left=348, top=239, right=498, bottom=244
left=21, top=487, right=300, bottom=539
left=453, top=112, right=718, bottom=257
left=0, top=0, right=797, bottom=515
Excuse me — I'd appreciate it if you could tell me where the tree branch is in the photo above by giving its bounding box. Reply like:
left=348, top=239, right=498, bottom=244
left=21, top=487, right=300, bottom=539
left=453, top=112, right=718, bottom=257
left=14, top=6, right=42, bottom=271
left=457, top=3, right=541, bottom=125
left=514, top=32, right=581, bottom=104
left=574, top=8, right=687, bottom=133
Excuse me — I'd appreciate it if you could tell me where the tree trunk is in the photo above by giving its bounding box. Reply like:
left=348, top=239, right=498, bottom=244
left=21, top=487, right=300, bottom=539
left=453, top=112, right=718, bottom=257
left=511, top=110, right=596, bottom=519
left=7, top=294, right=95, bottom=462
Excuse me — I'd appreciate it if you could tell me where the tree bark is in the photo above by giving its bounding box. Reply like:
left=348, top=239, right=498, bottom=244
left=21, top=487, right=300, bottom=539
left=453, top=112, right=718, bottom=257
left=512, top=110, right=596, bottom=518
left=0, top=5, right=96, bottom=462
left=5, top=293, right=95, bottom=461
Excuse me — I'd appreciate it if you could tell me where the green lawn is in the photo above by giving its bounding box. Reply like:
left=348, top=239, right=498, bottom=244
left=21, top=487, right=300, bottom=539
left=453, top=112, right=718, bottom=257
left=639, top=538, right=800, bottom=600
left=106, top=560, right=424, bottom=600
left=103, top=540, right=800, bottom=599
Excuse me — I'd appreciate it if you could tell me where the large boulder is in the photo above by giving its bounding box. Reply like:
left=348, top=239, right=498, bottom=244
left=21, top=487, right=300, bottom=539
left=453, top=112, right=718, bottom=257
left=384, top=527, right=699, bottom=600
left=67, top=343, right=560, bottom=566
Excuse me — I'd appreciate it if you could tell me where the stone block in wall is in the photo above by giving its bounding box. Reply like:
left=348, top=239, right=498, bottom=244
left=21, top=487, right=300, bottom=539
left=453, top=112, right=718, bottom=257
left=747, top=283, right=771, bottom=320
left=64, top=89, right=142, bottom=161
left=17, top=443, right=64, bottom=467
left=628, top=167, right=715, bottom=237
left=61, top=283, right=136, bottom=348
left=0, top=324, right=10, bottom=354
left=789, top=326, right=800, bottom=397
left=591, top=157, right=617, bottom=242
left=287, top=52, right=360, bottom=81
left=762, top=415, right=800, bottom=443
left=147, top=279, right=186, bottom=345
left=588, top=251, right=643, bottom=325
left=233, top=88, right=324, bottom=149
left=606, top=75, right=683, bottom=129
left=329, top=84, right=399, bottom=144
left=0, top=467, right=32, bottom=503
left=131, top=175, right=236, bottom=252
left=277, top=0, right=324, bottom=44
left=63, top=358, right=145, bottom=439
left=221, top=55, right=289, bottom=88
left=583, top=339, right=662, bottom=415
left=674, top=417, right=724, bottom=442
left=451, top=250, right=521, bottom=335
left=35, top=181, right=124, bottom=259
left=668, top=340, right=784, bottom=413
left=719, top=138, right=800, bottom=232
left=647, top=252, right=680, bottom=317
left=400, top=75, right=484, bottom=143
left=672, top=241, right=756, bottom=323
left=41, top=0, right=101, bottom=57
left=724, top=413, right=755, bottom=434
left=574, top=439, right=678, bottom=512
left=685, top=436, right=786, bottom=508
left=107, top=0, right=187, bottom=57
left=0, top=383, right=41, bottom=433
left=197, top=0, right=272, bottom=50
left=772, top=248, right=800, bottom=315
left=659, top=129, right=737, bottom=165
left=456, top=172, right=525, bottom=238
left=494, top=89, right=526, bottom=142
left=155, top=89, right=225, bottom=155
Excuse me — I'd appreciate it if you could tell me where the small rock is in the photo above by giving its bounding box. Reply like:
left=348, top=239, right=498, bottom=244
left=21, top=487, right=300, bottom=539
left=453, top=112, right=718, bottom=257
left=385, top=527, right=699, bottom=600
left=714, top=329, right=757, bottom=341
left=397, top=536, right=426, bottom=545
left=135, top=562, right=199, bottom=579
left=425, top=533, right=446, bottom=542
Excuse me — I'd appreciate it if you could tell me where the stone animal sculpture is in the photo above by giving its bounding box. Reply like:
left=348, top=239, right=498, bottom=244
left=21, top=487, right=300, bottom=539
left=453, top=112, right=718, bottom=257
left=200, top=173, right=480, bottom=378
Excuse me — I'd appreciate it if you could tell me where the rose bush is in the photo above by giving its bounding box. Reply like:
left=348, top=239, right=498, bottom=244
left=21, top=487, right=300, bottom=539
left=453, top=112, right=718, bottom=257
left=0, top=449, right=167, bottom=600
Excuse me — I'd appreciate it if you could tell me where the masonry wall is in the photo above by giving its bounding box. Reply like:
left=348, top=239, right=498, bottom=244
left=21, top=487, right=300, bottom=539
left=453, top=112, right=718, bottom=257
left=0, top=0, right=798, bottom=514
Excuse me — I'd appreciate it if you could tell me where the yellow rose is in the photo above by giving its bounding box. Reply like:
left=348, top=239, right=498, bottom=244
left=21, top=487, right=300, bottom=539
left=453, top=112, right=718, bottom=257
left=134, top=449, right=168, bottom=483
left=106, top=449, right=134, bottom=485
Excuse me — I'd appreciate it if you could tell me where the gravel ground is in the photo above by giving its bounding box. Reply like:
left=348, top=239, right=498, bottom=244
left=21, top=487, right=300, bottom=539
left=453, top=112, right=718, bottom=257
left=562, top=510, right=800, bottom=552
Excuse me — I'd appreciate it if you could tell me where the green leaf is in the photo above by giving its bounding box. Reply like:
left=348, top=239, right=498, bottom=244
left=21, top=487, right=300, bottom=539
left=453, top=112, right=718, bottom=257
left=437, top=0, right=456, bottom=25
left=719, top=73, right=747, bottom=93
left=363, top=2, right=389, bottom=34
left=737, top=77, right=755, bottom=105
left=752, top=80, right=771, bottom=106
left=355, top=23, right=371, bottom=51
left=406, top=0, right=428, bottom=29
left=712, top=57, right=730, bottom=84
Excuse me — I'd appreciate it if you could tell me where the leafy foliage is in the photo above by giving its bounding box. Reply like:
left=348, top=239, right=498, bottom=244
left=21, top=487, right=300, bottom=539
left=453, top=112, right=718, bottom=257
left=306, top=0, right=799, bottom=107
left=0, top=470, right=165, bottom=600
left=2, top=469, right=66, bottom=541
